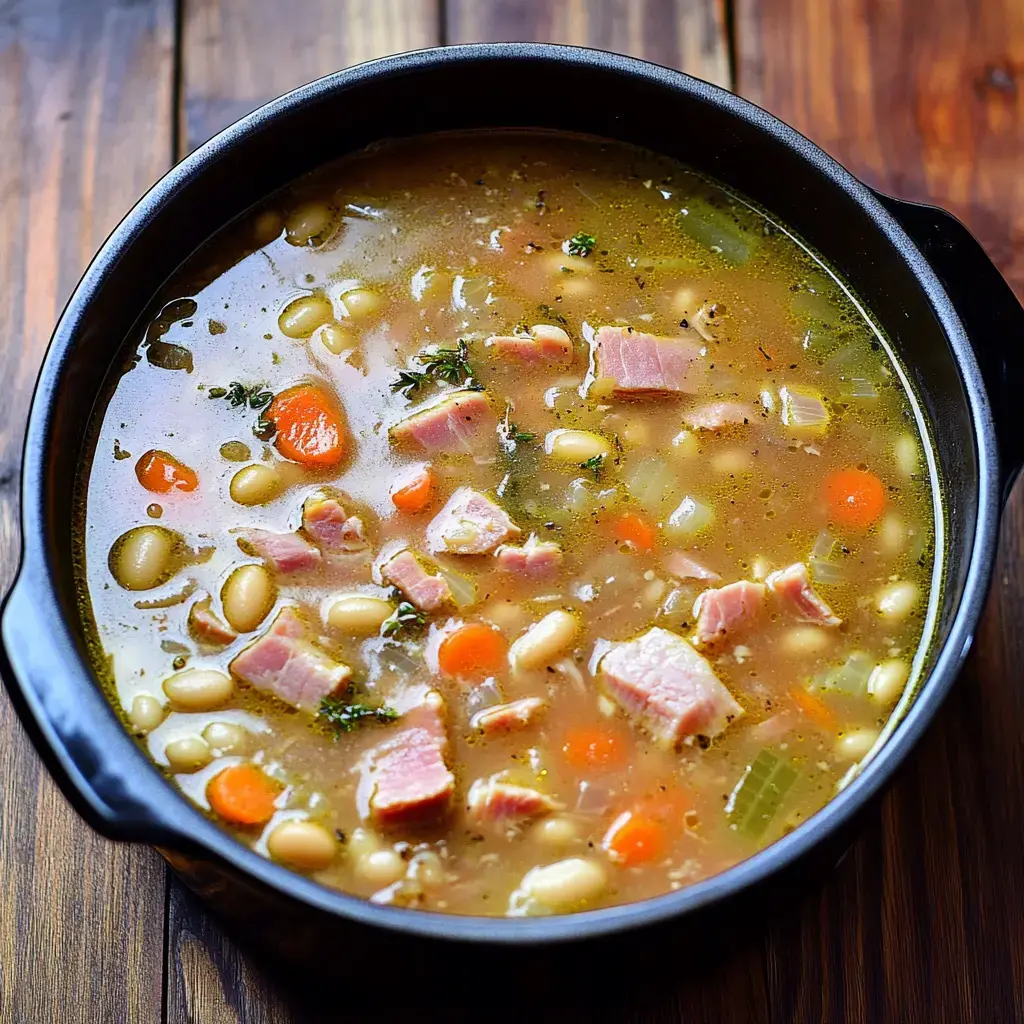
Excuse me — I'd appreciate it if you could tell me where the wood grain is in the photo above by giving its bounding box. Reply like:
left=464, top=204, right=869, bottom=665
left=445, top=0, right=731, bottom=88
left=735, top=1, right=1024, bottom=1021
left=0, top=1, right=174, bottom=1022
left=179, top=0, right=441, bottom=153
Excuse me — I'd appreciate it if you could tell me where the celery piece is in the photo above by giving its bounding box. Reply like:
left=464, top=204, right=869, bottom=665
left=726, top=749, right=799, bottom=838
left=676, top=199, right=756, bottom=265
left=811, top=651, right=874, bottom=695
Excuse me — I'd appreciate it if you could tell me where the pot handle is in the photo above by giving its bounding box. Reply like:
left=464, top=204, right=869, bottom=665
left=0, top=573, right=192, bottom=848
left=875, top=192, right=1024, bottom=505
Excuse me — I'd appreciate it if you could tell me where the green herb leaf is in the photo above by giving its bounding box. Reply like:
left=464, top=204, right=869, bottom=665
left=725, top=749, right=798, bottom=837
left=580, top=453, right=606, bottom=481
left=381, top=601, right=427, bottom=640
left=418, top=339, right=475, bottom=386
left=565, top=231, right=596, bottom=257
left=318, top=696, right=400, bottom=735
left=207, top=387, right=227, bottom=399
left=390, top=369, right=430, bottom=398
left=249, top=390, right=274, bottom=410
left=253, top=413, right=277, bottom=442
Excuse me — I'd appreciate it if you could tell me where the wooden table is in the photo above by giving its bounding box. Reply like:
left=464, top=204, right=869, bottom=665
left=1, top=2, right=1021, bottom=1020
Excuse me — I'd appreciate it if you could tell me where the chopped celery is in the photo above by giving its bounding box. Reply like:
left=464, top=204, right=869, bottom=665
left=676, top=198, right=757, bottom=265
left=811, top=650, right=874, bottom=695
left=726, top=749, right=798, bottom=837
left=623, top=455, right=678, bottom=515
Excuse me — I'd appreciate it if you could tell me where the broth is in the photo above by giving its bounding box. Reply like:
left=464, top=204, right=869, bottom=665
left=79, top=132, right=938, bottom=917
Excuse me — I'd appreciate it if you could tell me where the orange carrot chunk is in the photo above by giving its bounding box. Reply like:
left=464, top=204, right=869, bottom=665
left=207, top=764, right=281, bottom=826
left=790, top=686, right=837, bottom=731
left=603, top=810, right=667, bottom=866
left=611, top=511, right=656, bottom=552
left=562, top=726, right=626, bottom=769
left=391, top=464, right=434, bottom=513
left=266, top=385, right=345, bottom=467
left=437, top=622, right=508, bottom=679
left=824, top=467, right=885, bottom=530
left=135, top=450, right=198, bottom=493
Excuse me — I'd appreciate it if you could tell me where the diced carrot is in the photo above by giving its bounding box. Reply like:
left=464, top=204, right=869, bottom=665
left=602, top=810, right=667, bottom=866
left=611, top=511, right=656, bottom=552
left=135, top=450, right=198, bottom=493
left=562, top=726, right=626, bottom=769
left=206, top=764, right=281, bottom=826
left=391, top=464, right=434, bottom=512
left=790, top=686, right=837, bottom=731
left=266, top=385, right=346, bottom=467
left=437, top=622, right=508, bottom=679
left=824, top=467, right=885, bottom=530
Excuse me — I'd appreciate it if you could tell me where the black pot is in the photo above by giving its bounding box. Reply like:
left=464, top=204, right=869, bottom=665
left=2, top=44, right=1022, bottom=961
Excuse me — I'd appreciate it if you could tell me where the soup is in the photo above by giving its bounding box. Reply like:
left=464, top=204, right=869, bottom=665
left=79, top=132, right=937, bottom=917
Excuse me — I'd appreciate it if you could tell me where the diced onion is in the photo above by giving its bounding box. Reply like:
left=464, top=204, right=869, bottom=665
left=436, top=567, right=477, bottom=609
left=812, top=651, right=874, bottom=695
left=779, top=387, right=829, bottom=430
left=843, top=377, right=879, bottom=399
left=665, top=496, right=714, bottom=539
left=623, top=456, right=677, bottom=515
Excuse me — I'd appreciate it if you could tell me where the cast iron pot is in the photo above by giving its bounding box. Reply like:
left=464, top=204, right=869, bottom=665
left=2, top=44, right=1022, bottom=959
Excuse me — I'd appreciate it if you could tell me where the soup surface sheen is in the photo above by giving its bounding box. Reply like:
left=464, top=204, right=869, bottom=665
left=81, top=132, right=937, bottom=918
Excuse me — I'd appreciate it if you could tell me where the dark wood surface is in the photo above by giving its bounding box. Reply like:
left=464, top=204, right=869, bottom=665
left=0, top=1, right=1021, bottom=1020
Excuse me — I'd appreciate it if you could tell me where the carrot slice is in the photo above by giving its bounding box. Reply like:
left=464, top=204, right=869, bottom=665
left=391, top=464, right=434, bottom=512
left=562, top=726, right=626, bottom=769
left=207, top=764, right=281, bottom=826
left=266, top=385, right=345, bottom=467
left=611, top=511, right=656, bottom=552
left=790, top=686, right=837, bottom=731
left=824, top=467, right=885, bottom=530
left=437, top=622, right=508, bottom=679
left=602, top=810, right=667, bottom=866
left=135, top=450, right=198, bottom=493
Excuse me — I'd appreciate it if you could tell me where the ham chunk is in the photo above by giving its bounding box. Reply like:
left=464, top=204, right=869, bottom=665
left=767, top=562, right=841, bottom=626
left=302, top=497, right=368, bottom=553
left=466, top=776, right=561, bottom=824
left=360, top=691, right=454, bottom=827
left=486, top=324, right=573, bottom=366
left=425, top=488, right=520, bottom=555
left=381, top=550, right=451, bottom=611
left=389, top=389, right=496, bottom=454
left=593, top=325, right=701, bottom=396
left=684, top=401, right=758, bottom=431
left=187, top=599, right=237, bottom=648
left=471, top=696, right=547, bottom=735
left=664, top=551, right=720, bottom=582
left=495, top=535, right=563, bottom=578
left=600, top=626, right=743, bottom=746
left=237, top=529, right=322, bottom=573
left=692, top=580, right=766, bottom=646
left=230, top=607, right=351, bottom=712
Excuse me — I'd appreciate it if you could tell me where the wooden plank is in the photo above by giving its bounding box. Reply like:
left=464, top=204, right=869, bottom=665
left=735, top=2, right=1024, bottom=1021
left=0, top=2, right=175, bottom=1022
left=167, top=5, right=441, bottom=1020
left=446, top=0, right=731, bottom=88
left=179, top=0, right=442, bottom=153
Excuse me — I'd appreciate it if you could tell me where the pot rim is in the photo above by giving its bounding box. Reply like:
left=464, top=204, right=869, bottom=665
left=8, top=42, right=1000, bottom=944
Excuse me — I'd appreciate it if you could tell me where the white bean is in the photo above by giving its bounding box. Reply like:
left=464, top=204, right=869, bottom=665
left=202, top=721, right=249, bottom=755
left=221, top=564, right=276, bottom=634
left=164, top=736, right=212, bottom=773
left=340, top=288, right=381, bottom=319
left=480, top=600, right=530, bottom=632
left=110, top=526, right=177, bottom=591
left=356, top=849, right=405, bottom=887
left=545, top=429, right=610, bottom=464
left=229, top=464, right=283, bottom=506
left=317, top=323, right=356, bottom=355
left=836, top=728, right=879, bottom=761
left=327, top=595, right=393, bottom=636
left=530, top=816, right=579, bottom=849
left=711, top=449, right=752, bottom=475
left=517, top=857, right=606, bottom=910
left=267, top=820, right=337, bottom=871
left=128, top=694, right=164, bottom=735
left=346, top=826, right=381, bottom=858
left=285, top=201, right=334, bottom=245
left=278, top=295, right=333, bottom=338
left=163, top=669, right=234, bottom=711
left=670, top=429, right=699, bottom=459
left=894, top=434, right=919, bottom=478
left=868, top=659, right=910, bottom=704
left=509, top=610, right=579, bottom=671
left=876, top=580, right=920, bottom=619
left=781, top=626, right=832, bottom=656
left=878, top=513, right=907, bottom=555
